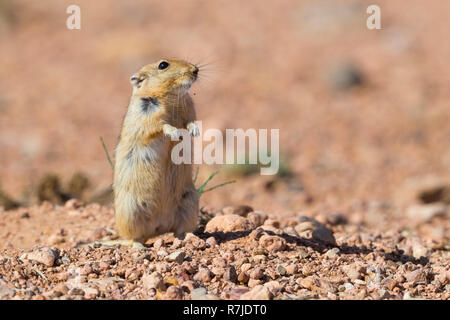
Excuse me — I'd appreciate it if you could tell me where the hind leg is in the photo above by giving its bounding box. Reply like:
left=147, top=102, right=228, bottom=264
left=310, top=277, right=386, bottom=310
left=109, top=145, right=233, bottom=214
left=173, top=189, right=199, bottom=238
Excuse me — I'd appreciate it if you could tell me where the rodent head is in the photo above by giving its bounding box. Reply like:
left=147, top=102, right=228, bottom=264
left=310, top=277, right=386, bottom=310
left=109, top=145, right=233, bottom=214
left=130, top=59, right=199, bottom=97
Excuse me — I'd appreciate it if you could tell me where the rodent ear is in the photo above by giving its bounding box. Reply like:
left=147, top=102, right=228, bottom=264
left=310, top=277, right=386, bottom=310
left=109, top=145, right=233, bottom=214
left=130, top=72, right=147, bottom=88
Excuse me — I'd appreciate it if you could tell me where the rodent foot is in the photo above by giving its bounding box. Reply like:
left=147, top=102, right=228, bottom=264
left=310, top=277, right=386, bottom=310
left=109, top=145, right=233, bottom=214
left=163, top=124, right=183, bottom=141
left=187, top=122, right=200, bottom=137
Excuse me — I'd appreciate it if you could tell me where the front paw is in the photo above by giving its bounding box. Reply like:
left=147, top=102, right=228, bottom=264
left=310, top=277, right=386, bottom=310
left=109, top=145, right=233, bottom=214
left=163, top=124, right=183, bottom=141
left=187, top=122, right=200, bottom=137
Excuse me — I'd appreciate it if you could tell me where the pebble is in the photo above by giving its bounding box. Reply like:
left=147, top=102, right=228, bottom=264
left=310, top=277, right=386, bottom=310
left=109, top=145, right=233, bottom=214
left=68, top=287, right=85, bottom=296
left=325, top=247, right=340, bottom=258
left=299, top=276, right=316, bottom=290
left=223, top=266, right=238, bottom=283
left=240, top=285, right=273, bottom=300
left=285, top=264, right=298, bottom=275
left=142, top=272, right=166, bottom=291
left=264, top=281, right=282, bottom=295
left=247, top=211, right=268, bottom=227
left=259, top=235, right=286, bottom=251
left=277, top=265, right=287, bottom=276
left=405, top=269, right=427, bottom=285
left=153, top=238, right=165, bottom=250
left=342, top=265, right=361, bottom=280
left=412, top=244, right=429, bottom=259
left=164, top=286, right=184, bottom=300
left=250, top=268, right=264, bottom=280
left=0, top=285, right=15, bottom=299
left=238, top=272, right=250, bottom=284
left=193, top=268, right=214, bottom=283
left=222, top=205, right=253, bottom=217
left=23, top=248, right=58, bottom=267
left=295, top=218, right=336, bottom=245
left=171, top=238, right=183, bottom=249
left=205, top=214, right=255, bottom=233
left=84, top=286, right=99, bottom=299
left=190, top=287, right=207, bottom=300
left=185, top=233, right=206, bottom=250
left=166, top=250, right=186, bottom=264
left=205, top=237, right=217, bottom=247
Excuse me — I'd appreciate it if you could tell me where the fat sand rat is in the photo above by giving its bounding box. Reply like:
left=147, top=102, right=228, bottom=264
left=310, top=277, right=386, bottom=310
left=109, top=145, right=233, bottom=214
left=92, top=59, right=201, bottom=249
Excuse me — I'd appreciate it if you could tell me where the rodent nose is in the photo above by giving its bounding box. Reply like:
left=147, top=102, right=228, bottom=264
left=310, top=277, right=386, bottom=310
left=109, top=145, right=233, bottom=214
left=193, top=66, right=199, bottom=76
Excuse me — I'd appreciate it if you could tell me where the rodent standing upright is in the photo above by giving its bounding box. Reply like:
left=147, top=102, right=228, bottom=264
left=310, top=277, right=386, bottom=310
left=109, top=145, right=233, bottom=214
left=113, top=59, right=200, bottom=247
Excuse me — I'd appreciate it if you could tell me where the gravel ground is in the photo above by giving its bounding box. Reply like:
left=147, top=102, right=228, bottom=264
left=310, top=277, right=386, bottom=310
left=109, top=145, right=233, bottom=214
left=0, top=200, right=448, bottom=300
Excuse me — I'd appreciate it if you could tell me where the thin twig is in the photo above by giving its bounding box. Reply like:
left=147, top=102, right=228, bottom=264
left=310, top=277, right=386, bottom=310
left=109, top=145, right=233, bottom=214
left=32, top=266, right=48, bottom=281
left=201, top=180, right=236, bottom=194
left=100, top=136, right=114, bottom=170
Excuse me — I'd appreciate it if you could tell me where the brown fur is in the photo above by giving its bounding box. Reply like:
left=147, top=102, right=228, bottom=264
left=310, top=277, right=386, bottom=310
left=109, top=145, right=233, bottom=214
left=113, top=59, right=200, bottom=242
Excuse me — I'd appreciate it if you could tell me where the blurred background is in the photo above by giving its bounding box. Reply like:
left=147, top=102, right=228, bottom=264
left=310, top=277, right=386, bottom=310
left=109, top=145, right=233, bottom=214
left=0, top=0, right=449, bottom=229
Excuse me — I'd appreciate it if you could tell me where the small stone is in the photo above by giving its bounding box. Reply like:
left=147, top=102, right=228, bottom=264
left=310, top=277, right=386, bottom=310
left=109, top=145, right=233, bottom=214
left=205, top=237, right=217, bottom=247
left=285, top=264, right=298, bottom=275
left=205, top=214, right=255, bottom=233
left=153, top=238, right=165, bottom=250
left=0, top=285, right=15, bottom=298
left=296, top=218, right=336, bottom=246
left=412, top=244, right=429, bottom=259
left=240, top=285, right=273, bottom=300
left=343, top=283, right=354, bottom=291
left=53, top=284, right=69, bottom=295
left=299, top=276, right=316, bottom=290
left=171, top=238, right=183, bottom=249
left=295, top=221, right=315, bottom=233
left=65, top=199, right=84, bottom=210
left=84, top=287, right=99, bottom=299
left=185, top=233, right=206, bottom=250
left=24, top=248, right=58, bottom=267
left=247, top=211, right=268, bottom=227
left=157, top=249, right=168, bottom=257
left=193, top=268, right=214, bottom=283
left=264, top=281, right=282, bottom=295
left=248, top=279, right=263, bottom=288
left=142, top=272, right=166, bottom=291
left=166, top=250, right=186, bottom=264
left=277, top=265, right=287, bottom=276
left=223, top=266, right=238, bottom=283
left=250, top=268, right=264, bottom=280
left=164, top=286, right=184, bottom=300
left=68, top=288, right=85, bottom=296
left=259, top=235, right=286, bottom=251
left=312, top=227, right=336, bottom=246
left=224, top=288, right=250, bottom=300
left=238, top=272, right=250, bottom=284
left=325, top=247, right=340, bottom=258
left=342, top=265, right=361, bottom=280
left=382, top=277, right=398, bottom=291
left=326, top=213, right=347, bottom=226
left=222, top=205, right=253, bottom=217
left=263, top=218, right=280, bottom=228
left=190, top=287, right=207, bottom=300
left=249, top=228, right=264, bottom=241
left=240, top=263, right=252, bottom=273
left=405, top=269, right=427, bottom=285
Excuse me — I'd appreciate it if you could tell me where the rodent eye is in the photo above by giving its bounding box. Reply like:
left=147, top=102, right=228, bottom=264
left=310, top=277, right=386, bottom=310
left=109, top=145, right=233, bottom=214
left=158, top=61, right=169, bottom=70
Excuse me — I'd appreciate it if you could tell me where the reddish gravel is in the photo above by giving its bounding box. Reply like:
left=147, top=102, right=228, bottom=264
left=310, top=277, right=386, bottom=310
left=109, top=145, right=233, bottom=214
left=0, top=201, right=448, bottom=300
